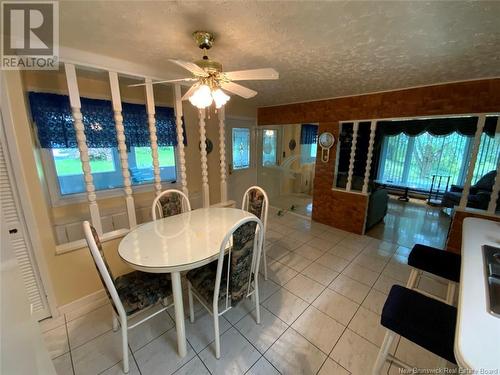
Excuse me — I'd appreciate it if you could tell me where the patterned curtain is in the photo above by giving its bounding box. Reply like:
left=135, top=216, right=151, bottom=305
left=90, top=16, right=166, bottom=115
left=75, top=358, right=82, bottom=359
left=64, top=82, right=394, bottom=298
left=28, top=92, right=187, bottom=148
left=300, top=123, right=318, bottom=145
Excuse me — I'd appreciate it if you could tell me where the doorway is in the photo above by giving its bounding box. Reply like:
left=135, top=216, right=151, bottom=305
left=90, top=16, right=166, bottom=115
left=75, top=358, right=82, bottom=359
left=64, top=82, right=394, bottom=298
left=257, top=123, right=318, bottom=217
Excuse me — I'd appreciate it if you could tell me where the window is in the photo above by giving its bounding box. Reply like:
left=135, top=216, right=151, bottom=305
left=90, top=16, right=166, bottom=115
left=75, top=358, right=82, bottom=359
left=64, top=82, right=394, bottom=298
left=51, top=146, right=177, bottom=195
left=232, top=128, right=250, bottom=170
left=262, top=129, right=278, bottom=166
left=377, top=131, right=499, bottom=191
left=300, top=124, right=318, bottom=164
left=29, top=92, right=183, bottom=199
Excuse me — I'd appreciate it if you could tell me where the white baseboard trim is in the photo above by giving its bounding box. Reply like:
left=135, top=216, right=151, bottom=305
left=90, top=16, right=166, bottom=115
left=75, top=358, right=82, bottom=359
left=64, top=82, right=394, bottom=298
left=58, top=289, right=107, bottom=316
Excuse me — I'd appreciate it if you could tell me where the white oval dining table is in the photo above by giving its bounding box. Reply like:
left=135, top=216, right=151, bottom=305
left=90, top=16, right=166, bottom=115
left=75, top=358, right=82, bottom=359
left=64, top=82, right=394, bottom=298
left=118, top=207, right=255, bottom=357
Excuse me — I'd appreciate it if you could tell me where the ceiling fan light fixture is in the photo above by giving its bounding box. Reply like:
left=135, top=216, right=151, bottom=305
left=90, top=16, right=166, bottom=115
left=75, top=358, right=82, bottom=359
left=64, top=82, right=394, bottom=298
left=212, top=88, right=230, bottom=109
left=189, top=84, right=213, bottom=109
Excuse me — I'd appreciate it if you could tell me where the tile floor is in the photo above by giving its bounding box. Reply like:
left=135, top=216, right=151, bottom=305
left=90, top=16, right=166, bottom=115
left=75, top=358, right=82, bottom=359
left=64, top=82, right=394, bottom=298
left=367, top=198, right=451, bottom=249
left=42, top=209, right=457, bottom=375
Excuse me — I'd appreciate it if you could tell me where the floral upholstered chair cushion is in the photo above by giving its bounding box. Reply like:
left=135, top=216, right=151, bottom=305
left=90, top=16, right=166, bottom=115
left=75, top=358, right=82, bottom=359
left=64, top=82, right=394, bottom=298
left=158, top=192, right=183, bottom=218
left=88, top=225, right=172, bottom=316
left=247, top=189, right=264, bottom=219
left=114, top=271, right=173, bottom=316
left=186, top=221, right=257, bottom=306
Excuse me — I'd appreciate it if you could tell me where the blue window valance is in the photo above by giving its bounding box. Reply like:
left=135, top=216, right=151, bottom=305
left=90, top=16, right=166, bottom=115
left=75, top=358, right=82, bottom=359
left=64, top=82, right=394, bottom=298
left=28, top=92, right=187, bottom=149
left=300, top=124, right=318, bottom=145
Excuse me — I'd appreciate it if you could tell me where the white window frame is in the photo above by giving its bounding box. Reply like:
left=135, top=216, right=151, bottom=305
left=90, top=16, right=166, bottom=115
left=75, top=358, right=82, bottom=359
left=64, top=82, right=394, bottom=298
left=41, top=146, right=181, bottom=207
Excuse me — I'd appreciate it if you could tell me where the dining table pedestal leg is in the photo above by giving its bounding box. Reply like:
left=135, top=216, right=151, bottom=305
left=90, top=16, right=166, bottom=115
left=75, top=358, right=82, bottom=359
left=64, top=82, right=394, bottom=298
left=171, top=271, right=187, bottom=357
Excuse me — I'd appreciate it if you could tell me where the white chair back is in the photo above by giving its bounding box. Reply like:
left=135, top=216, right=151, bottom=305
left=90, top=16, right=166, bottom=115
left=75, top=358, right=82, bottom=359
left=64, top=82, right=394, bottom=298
left=241, top=186, right=269, bottom=230
left=83, top=221, right=127, bottom=319
left=212, top=216, right=264, bottom=312
left=151, top=189, right=191, bottom=221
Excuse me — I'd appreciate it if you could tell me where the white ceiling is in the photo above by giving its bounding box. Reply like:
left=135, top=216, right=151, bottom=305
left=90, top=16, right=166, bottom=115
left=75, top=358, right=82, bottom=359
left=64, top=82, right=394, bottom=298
left=60, top=1, right=500, bottom=107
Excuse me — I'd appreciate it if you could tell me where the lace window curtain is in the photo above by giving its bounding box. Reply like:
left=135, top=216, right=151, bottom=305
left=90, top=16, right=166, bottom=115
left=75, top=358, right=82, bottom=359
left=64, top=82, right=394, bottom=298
left=28, top=92, right=187, bottom=149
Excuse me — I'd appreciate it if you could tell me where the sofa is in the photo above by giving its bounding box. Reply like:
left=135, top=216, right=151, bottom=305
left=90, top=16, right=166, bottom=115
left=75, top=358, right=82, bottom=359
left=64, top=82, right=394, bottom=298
left=442, top=170, right=497, bottom=210
left=336, top=173, right=389, bottom=230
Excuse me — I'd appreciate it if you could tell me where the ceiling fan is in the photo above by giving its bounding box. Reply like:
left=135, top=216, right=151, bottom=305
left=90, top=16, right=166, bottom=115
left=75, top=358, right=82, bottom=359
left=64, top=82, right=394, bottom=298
left=130, top=31, right=279, bottom=109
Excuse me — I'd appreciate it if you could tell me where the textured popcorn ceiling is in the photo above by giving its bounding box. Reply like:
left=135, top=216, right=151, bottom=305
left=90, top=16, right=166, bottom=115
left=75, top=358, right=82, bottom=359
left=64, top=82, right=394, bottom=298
left=59, top=1, right=500, bottom=107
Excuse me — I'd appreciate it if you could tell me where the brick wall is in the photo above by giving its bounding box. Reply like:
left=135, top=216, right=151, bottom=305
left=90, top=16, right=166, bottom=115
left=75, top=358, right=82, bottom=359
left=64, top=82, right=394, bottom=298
left=258, top=79, right=500, bottom=234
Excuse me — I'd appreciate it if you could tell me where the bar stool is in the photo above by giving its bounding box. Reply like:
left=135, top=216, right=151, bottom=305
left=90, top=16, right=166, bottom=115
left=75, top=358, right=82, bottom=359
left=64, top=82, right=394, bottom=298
left=406, top=244, right=461, bottom=305
left=372, top=285, right=457, bottom=374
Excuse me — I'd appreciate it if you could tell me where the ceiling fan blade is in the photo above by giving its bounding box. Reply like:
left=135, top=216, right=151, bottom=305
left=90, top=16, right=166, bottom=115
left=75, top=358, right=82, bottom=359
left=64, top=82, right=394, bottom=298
left=221, top=82, right=257, bottom=99
left=224, top=68, right=279, bottom=81
left=128, top=78, right=196, bottom=88
left=169, top=59, right=209, bottom=77
left=181, top=83, right=201, bottom=101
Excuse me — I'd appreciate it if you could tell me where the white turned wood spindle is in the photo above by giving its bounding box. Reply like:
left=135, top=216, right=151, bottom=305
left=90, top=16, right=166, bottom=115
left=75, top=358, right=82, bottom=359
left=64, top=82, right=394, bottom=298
left=199, top=109, right=210, bottom=207
left=487, top=117, right=500, bottom=214
left=173, top=84, right=188, bottom=196
left=109, top=72, right=137, bottom=228
left=144, top=79, right=162, bottom=196
left=64, top=63, right=103, bottom=234
left=218, top=107, right=228, bottom=203
left=346, top=121, right=359, bottom=192
left=362, top=120, right=377, bottom=194
left=459, top=114, right=486, bottom=209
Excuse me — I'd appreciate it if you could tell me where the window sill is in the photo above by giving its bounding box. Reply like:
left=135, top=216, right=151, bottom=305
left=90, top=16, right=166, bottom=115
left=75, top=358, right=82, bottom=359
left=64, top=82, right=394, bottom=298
left=55, top=228, right=129, bottom=255
left=331, top=187, right=369, bottom=196
left=51, top=180, right=179, bottom=207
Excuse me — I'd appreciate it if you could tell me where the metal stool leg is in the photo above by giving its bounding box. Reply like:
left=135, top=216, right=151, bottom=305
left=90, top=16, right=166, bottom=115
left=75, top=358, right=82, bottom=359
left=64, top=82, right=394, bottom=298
left=372, top=330, right=396, bottom=375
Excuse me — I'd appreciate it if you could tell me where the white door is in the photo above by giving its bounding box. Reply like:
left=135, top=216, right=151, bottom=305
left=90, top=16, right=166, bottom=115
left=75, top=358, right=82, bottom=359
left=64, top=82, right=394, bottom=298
left=226, top=117, right=258, bottom=207
left=0, top=114, right=50, bottom=321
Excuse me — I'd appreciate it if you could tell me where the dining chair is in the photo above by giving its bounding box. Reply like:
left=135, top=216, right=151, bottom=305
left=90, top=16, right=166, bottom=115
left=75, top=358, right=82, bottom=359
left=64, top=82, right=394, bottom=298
left=83, top=221, right=174, bottom=374
left=241, top=186, right=269, bottom=279
left=151, top=189, right=191, bottom=221
left=186, top=216, right=264, bottom=359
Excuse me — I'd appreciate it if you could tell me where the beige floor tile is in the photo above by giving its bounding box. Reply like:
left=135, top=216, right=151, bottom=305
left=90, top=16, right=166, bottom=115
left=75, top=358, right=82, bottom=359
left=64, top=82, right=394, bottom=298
left=236, top=306, right=288, bottom=353
left=267, top=244, right=292, bottom=261
left=64, top=297, right=110, bottom=322
left=52, top=353, right=73, bottom=375
left=134, top=328, right=196, bottom=375
left=284, top=273, right=325, bottom=303
left=348, top=306, right=393, bottom=347
left=292, top=306, right=345, bottom=354
left=302, top=262, right=340, bottom=286
left=265, top=328, right=327, bottom=375
left=329, top=245, right=362, bottom=262
left=382, top=260, right=412, bottom=283
left=352, top=253, right=388, bottom=273
left=317, top=253, right=350, bottom=272
left=362, top=289, right=388, bottom=315
left=223, top=298, right=257, bottom=324
left=308, top=237, right=335, bottom=251
left=293, top=243, right=325, bottom=261
left=274, top=236, right=305, bottom=251
left=312, top=289, right=359, bottom=326
left=128, top=310, right=174, bottom=352
left=372, top=275, right=404, bottom=295
left=330, top=329, right=381, bottom=375
left=342, top=263, right=380, bottom=287
left=67, top=304, right=114, bottom=350
left=40, top=315, right=66, bottom=333
left=328, top=274, right=371, bottom=304
left=318, top=358, right=351, bottom=375
left=263, top=289, right=309, bottom=325
left=257, top=275, right=281, bottom=302
left=71, top=330, right=130, bottom=375
left=395, top=337, right=455, bottom=370
left=198, top=327, right=261, bottom=374
left=171, top=356, right=209, bottom=375
left=247, top=356, right=280, bottom=375
left=185, top=310, right=232, bottom=352
left=42, top=324, right=69, bottom=359
left=278, top=252, right=313, bottom=272
left=267, top=262, right=298, bottom=286
left=100, top=354, right=140, bottom=375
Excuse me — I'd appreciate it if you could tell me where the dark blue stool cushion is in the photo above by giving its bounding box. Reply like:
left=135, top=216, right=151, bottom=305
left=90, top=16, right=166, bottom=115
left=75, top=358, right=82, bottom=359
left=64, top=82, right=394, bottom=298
left=408, top=244, right=461, bottom=283
left=381, top=285, right=457, bottom=364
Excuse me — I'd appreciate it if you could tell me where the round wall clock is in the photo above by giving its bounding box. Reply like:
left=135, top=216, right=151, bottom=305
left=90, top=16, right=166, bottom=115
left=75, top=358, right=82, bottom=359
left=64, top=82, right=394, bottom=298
left=318, top=132, right=335, bottom=162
